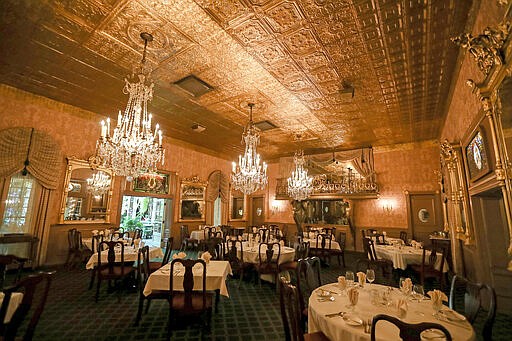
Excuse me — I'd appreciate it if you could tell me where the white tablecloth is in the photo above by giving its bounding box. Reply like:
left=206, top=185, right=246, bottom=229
left=233, top=242, right=295, bottom=265
left=308, top=283, right=475, bottom=341
left=190, top=230, right=223, bottom=241
left=303, top=238, right=342, bottom=251
left=82, top=237, right=132, bottom=251
left=0, top=292, right=23, bottom=323
left=143, top=260, right=232, bottom=297
left=375, top=245, right=449, bottom=272
left=85, top=246, right=163, bottom=270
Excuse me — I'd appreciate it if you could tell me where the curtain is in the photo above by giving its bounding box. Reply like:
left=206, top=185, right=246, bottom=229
left=0, top=127, right=63, bottom=189
left=205, top=170, right=229, bottom=203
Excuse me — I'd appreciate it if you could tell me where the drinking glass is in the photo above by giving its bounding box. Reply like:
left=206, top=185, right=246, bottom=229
left=345, top=271, right=354, bottom=287
left=413, top=284, right=424, bottom=302
left=366, top=269, right=375, bottom=286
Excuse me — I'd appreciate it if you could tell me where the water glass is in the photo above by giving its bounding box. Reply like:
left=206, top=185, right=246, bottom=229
left=345, top=271, right=355, bottom=287
left=366, top=269, right=375, bottom=286
left=413, top=284, right=425, bottom=301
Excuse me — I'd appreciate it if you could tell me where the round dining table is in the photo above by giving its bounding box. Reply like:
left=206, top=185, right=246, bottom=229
left=308, top=283, right=475, bottom=341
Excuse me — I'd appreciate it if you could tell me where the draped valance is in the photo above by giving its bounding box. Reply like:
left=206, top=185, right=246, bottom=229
left=0, top=127, right=63, bottom=189
left=205, top=170, right=229, bottom=203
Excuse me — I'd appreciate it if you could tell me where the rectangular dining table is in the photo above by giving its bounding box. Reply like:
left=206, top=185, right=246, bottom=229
left=85, top=246, right=163, bottom=270
left=143, top=260, right=232, bottom=311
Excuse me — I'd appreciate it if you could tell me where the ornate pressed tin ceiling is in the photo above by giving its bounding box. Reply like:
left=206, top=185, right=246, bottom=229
left=0, top=0, right=474, bottom=160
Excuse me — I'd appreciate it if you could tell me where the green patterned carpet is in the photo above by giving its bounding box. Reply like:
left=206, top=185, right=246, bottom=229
left=9, top=251, right=512, bottom=340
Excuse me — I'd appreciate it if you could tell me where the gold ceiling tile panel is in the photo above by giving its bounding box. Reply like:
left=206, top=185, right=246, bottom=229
left=0, top=0, right=475, bottom=159
left=263, top=1, right=305, bottom=33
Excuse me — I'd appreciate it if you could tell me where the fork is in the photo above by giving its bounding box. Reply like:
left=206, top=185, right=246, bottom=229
left=325, top=311, right=345, bottom=318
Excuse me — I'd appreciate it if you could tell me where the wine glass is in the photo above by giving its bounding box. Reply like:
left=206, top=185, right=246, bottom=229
left=366, top=269, right=375, bottom=286
left=413, top=284, right=424, bottom=302
left=345, top=271, right=354, bottom=287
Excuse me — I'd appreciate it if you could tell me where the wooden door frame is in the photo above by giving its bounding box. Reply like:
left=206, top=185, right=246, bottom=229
left=249, top=195, right=265, bottom=226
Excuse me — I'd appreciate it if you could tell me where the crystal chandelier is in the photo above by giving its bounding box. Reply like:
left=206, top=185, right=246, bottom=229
left=86, top=171, right=111, bottom=197
left=94, top=32, right=164, bottom=181
left=231, top=103, right=268, bottom=195
left=287, top=149, right=313, bottom=201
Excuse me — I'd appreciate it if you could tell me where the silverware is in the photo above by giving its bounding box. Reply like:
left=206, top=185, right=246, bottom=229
left=317, top=296, right=335, bottom=302
left=325, top=311, right=345, bottom=318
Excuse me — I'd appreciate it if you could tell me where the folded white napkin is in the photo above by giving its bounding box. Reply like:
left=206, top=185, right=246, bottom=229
left=252, top=227, right=257, bottom=233
left=91, top=230, right=98, bottom=236
left=201, top=251, right=212, bottom=264
left=172, top=251, right=187, bottom=260
left=396, top=298, right=408, bottom=318
left=133, top=238, right=141, bottom=249
left=348, top=287, right=359, bottom=306
left=402, top=278, right=413, bottom=294
left=279, top=240, right=285, bottom=247
left=428, top=289, right=448, bottom=310
left=99, top=231, right=104, bottom=236
left=356, top=272, right=366, bottom=287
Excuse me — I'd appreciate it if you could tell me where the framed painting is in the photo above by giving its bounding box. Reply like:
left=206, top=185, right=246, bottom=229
left=465, top=129, right=491, bottom=182
left=133, top=172, right=170, bottom=195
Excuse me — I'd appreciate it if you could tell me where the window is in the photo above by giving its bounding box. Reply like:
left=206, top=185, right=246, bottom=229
left=213, top=196, right=221, bottom=226
left=1, top=173, right=37, bottom=234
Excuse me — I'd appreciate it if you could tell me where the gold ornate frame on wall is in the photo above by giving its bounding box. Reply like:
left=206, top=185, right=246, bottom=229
left=228, top=186, right=247, bottom=221
left=178, top=176, right=207, bottom=222
left=452, top=2, right=512, bottom=269
left=59, top=157, right=114, bottom=224
left=440, top=141, right=473, bottom=245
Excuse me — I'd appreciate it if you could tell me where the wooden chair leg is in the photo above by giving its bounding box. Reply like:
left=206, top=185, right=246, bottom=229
left=238, top=269, right=244, bottom=288
left=89, top=269, right=96, bottom=290
left=135, top=295, right=144, bottom=326
left=95, top=277, right=101, bottom=302
left=145, top=298, right=152, bottom=314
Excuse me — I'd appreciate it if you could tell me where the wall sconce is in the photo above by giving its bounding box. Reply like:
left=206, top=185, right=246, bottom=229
left=381, top=199, right=394, bottom=215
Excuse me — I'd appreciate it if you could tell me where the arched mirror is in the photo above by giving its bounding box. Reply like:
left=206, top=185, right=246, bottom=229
left=59, top=157, right=113, bottom=223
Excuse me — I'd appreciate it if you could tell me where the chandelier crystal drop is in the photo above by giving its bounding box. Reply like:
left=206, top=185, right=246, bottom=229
left=231, top=103, right=268, bottom=195
left=86, top=171, right=111, bottom=197
left=287, top=149, right=313, bottom=201
left=94, top=32, right=164, bottom=181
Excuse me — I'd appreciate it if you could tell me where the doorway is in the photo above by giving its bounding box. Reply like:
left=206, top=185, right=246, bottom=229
left=120, top=195, right=171, bottom=247
left=406, top=191, right=443, bottom=244
left=251, top=196, right=265, bottom=227
left=471, top=190, right=512, bottom=313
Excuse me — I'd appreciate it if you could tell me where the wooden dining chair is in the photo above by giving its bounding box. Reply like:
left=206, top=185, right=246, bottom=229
left=95, top=241, right=135, bottom=301
left=449, top=275, right=496, bottom=340
left=371, top=314, right=452, bottom=341
left=330, top=231, right=346, bottom=267
left=279, top=277, right=329, bottom=341
left=400, top=231, right=408, bottom=244
left=200, top=237, right=224, bottom=260
left=225, top=239, right=253, bottom=287
left=88, top=234, right=105, bottom=290
left=180, top=225, right=199, bottom=251
left=148, top=237, right=174, bottom=273
left=410, top=246, right=446, bottom=290
left=0, top=271, right=55, bottom=341
left=0, top=255, right=27, bottom=290
left=361, top=237, right=393, bottom=280
left=132, top=228, right=143, bottom=242
left=168, top=259, right=213, bottom=337
left=255, top=242, right=281, bottom=288
left=295, top=257, right=322, bottom=329
left=258, top=228, right=270, bottom=243
left=309, top=233, right=332, bottom=264
left=111, top=231, right=129, bottom=241
left=134, top=246, right=167, bottom=326
left=279, top=240, right=310, bottom=273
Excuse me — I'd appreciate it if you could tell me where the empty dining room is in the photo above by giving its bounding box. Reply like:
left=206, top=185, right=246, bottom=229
left=1, top=0, right=512, bottom=340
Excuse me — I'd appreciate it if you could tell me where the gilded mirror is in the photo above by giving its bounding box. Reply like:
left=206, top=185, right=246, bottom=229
left=179, top=176, right=207, bottom=222
left=229, top=188, right=246, bottom=221
left=59, top=157, right=113, bottom=223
